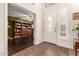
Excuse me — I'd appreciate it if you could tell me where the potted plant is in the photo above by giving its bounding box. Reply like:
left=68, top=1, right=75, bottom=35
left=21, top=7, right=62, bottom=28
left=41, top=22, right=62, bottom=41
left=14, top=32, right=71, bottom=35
left=74, top=23, right=79, bottom=38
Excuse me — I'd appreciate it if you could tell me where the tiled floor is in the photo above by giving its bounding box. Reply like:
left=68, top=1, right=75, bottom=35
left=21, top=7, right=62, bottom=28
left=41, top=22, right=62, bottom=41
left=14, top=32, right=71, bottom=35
left=13, top=42, right=72, bottom=56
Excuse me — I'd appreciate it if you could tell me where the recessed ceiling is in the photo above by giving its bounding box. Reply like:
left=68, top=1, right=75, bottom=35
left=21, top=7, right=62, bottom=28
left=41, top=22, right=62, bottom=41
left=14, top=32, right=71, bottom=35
left=8, top=4, right=34, bottom=21
left=8, top=4, right=34, bottom=17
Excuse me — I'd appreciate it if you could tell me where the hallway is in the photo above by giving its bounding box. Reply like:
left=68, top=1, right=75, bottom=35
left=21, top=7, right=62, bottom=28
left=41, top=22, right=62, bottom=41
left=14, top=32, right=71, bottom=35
left=0, top=3, right=79, bottom=56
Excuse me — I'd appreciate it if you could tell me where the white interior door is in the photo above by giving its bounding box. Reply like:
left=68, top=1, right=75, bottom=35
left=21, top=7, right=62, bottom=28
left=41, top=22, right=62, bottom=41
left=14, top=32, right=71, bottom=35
left=44, top=7, right=57, bottom=44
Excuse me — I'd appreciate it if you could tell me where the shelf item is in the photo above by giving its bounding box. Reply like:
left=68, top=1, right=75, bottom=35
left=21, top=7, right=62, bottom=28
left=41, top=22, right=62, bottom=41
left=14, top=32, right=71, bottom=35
left=13, top=21, right=22, bottom=39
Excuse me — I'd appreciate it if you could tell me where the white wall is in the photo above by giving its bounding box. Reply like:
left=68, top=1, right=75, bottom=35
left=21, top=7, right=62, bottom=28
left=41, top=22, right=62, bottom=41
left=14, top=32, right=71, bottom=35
left=0, top=3, right=8, bottom=56
left=0, top=3, right=5, bottom=56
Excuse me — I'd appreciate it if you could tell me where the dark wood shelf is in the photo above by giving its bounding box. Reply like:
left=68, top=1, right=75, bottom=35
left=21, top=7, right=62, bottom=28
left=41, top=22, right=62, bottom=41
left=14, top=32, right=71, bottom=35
left=13, top=20, right=33, bottom=48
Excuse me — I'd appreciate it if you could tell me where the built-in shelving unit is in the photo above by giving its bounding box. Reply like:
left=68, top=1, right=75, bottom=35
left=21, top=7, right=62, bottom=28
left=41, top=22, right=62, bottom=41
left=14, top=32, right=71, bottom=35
left=13, top=19, right=33, bottom=47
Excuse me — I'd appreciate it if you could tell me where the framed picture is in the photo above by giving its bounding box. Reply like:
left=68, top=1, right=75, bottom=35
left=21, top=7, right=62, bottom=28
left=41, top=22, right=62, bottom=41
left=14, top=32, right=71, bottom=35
left=60, top=24, right=66, bottom=36
left=73, top=12, right=79, bottom=20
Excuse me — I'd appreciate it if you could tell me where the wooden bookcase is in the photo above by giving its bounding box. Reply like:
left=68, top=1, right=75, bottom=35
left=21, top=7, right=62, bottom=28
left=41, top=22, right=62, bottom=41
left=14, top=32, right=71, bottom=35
left=13, top=20, right=33, bottom=47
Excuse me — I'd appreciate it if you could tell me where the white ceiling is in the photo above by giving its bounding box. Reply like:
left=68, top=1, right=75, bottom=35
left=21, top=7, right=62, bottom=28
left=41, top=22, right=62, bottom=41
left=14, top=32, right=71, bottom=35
left=45, top=3, right=57, bottom=8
